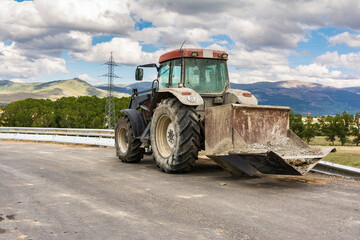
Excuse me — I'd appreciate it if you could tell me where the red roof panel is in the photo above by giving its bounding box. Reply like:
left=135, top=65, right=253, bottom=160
left=159, top=48, right=228, bottom=63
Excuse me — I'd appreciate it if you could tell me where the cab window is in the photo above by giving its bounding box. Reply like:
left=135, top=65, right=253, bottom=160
left=157, top=59, right=182, bottom=89
left=158, top=62, right=170, bottom=89
left=170, top=59, right=181, bottom=87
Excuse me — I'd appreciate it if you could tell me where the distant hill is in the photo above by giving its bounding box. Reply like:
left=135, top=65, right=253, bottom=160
left=0, top=78, right=129, bottom=105
left=96, top=81, right=153, bottom=94
left=104, top=80, right=360, bottom=115
left=230, top=80, right=360, bottom=116
left=1, top=78, right=359, bottom=116
left=343, top=86, right=360, bottom=95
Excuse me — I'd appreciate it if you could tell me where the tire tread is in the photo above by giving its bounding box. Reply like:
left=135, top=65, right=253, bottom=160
left=151, top=98, right=201, bottom=173
left=115, top=116, right=143, bottom=163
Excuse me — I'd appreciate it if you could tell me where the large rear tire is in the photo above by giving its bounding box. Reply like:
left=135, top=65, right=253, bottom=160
left=115, top=116, right=143, bottom=163
left=150, top=98, right=201, bottom=173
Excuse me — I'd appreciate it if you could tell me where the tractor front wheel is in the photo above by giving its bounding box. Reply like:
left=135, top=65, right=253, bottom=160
left=150, top=98, right=201, bottom=173
left=115, top=116, right=143, bottom=163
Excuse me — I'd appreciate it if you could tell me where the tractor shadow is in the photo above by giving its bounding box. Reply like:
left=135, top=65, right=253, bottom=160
left=192, top=158, right=329, bottom=188
left=138, top=155, right=329, bottom=188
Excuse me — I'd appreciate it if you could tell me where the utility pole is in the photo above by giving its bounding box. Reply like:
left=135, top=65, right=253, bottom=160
left=103, top=52, right=119, bottom=129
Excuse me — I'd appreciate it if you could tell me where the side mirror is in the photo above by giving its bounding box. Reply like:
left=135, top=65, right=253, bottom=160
left=135, top=68, right=143, bottom=81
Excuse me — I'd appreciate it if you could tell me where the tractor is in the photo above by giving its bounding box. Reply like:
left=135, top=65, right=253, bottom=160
left=115, top=48, right=333, bottom=176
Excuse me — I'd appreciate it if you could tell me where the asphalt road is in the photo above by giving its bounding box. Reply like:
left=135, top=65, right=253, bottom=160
left=0, top=140, right=359, bottom=240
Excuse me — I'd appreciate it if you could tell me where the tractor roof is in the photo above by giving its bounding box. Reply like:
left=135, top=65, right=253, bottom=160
left=159, top=48, right=228, bottom=63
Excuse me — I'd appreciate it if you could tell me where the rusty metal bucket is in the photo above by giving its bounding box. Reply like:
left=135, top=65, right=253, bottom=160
left=205, top=104, right=334, bottom=176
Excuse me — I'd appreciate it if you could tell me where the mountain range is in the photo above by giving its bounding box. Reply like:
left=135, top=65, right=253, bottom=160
left=343, top=86, right=360, bottom=95
left=230, top=80, right=360, bottom=116
left=1, top=78, right=359, bottom=116
left=96, top=82, right=153, bottom=94
left=0, top=78, right=129, bottom=105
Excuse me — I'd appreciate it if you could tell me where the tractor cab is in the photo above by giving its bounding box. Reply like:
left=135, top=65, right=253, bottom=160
left=136, top=49, right=230, bottom=95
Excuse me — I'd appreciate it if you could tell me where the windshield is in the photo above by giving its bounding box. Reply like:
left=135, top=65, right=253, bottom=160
left=184, top=58, right=229, bottom=94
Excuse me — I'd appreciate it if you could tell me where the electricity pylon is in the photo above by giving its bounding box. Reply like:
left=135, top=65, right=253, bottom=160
left=103, top=52, right=119, bottom=129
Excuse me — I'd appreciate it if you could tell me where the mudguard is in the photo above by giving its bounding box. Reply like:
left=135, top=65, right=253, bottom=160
left=120, top=109, right=146, bottom=138
left=224, top=88, right=258, bottom=105
left=157, top=88, right=204, bottom=106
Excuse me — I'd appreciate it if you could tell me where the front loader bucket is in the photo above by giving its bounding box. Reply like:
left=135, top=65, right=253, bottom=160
left=205, top=104, right=334, bottom=176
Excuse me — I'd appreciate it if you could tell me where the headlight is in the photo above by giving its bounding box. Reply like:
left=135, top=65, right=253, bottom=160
left=187, top=95, right=196, bottom=103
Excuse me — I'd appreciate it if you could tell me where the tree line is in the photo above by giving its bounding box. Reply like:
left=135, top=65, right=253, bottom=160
left=290, top=111, right=360, bottom=146
left=1, top=97, right=359, bottom=145
left=0, top=96, right=130, bottom=129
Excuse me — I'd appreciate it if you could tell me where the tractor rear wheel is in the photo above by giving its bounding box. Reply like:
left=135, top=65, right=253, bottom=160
left=150, top=98, right=201, bottom=173
left=115, top=116, right=143, bottom=163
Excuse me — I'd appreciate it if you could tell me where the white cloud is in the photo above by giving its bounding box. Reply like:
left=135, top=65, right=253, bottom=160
left=129, top=26, right=191, bottom=47
left=129, top=0, right=318, bottom=50
left=294, top=63, right=342, bottom=78
left=206, top=44, right=228, bottom=52
left=0, top=42, right=67, bottom=80
left=228, top=49, right=290, bottom=70
left=2, top=0, right=360, bottom=87
left=69, top=37, right=166, bottom=64
left=77, top=74, right=100, bottom=84
left=129, top=27, right=162, bottom=45
left=129, top=1, right=178, bottom=28
left=315, top=51, right=360, bottom=70
left=329, top=32, right=360, bottom=47
left=17, top=31, right=93, bottom=57
left=0, top=0, right=133, bottom=42
left=4, top=0, right=360, bottom=52
left=129, top=26, right=209, bottom=48
left=0, top=0, right=136, bottom=81
left=128, top=0, right=360, bottom=51
left=229, top=61, right=359, bottom=88
left=0, top=0, right=134, bottom=56
left=227, top=48, right=359, bottom=88
left=0, top=0, right=45, bottom=42
left=184, top=28, right=211, bottom=43
left=34, top=0, right=133, bottom=34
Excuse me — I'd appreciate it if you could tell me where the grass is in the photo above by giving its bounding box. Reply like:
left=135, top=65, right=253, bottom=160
left=309, top=136, right=357, bottom=146
left=309, top=137, right=360, bottom=169
left=321, top=149, right=360, bottom=168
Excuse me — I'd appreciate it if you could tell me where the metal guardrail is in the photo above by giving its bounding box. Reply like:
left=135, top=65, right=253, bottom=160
left=1, top=127, right=359, bottom=179
left=0, top=127, right=115, bottom=147
left=311, top=161, right=360, bottom=179
left=0, top=127, right=114, bottom=135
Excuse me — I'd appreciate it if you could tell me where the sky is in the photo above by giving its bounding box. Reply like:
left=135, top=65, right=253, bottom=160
left=1, top=0, right=360, bottom=88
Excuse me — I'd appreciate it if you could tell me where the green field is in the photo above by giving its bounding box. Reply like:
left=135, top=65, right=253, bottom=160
left=309, top=136, right=357, bottom=146
left=321, top=149, right=360, bottom=168
left=310, top=137, right=360, bottom=168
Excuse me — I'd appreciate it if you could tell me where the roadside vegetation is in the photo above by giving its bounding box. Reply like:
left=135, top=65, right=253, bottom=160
left=289, top=110, right=360, bottom=146
left=0, top=96, right=130, bottom=129
left=289, top=110, right=360, bottom=168
left=0, top=98, right=359, bottom=168
left=321, top=149, right=360, bottom=168
left=1, top=99, right=359, bottom=144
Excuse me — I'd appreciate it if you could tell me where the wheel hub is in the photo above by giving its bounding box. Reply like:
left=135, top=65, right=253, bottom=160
left=166, top=123, right=175, bottom=148
left=118, top=127, right=128, bottom=153
left=156, top=115, right=175, bottom=158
